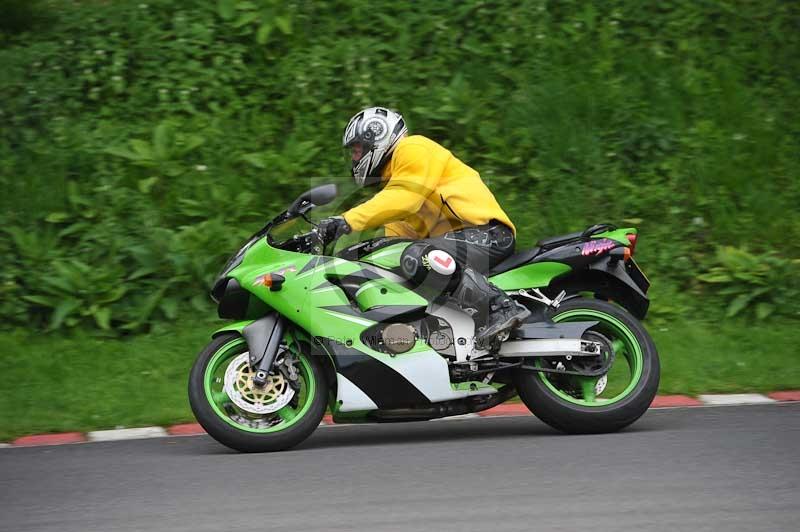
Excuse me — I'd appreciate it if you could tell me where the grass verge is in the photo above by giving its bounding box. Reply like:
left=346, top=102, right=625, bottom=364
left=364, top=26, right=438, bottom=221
left=1, top=318, right=797, bottom=441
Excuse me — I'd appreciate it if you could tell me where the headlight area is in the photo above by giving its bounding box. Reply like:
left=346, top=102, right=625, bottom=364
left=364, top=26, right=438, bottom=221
left=211, top=278, right=270, bottom=319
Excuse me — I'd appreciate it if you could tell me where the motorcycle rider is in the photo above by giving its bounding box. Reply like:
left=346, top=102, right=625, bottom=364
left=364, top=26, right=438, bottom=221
left=318, top=106, right=530, bottom=346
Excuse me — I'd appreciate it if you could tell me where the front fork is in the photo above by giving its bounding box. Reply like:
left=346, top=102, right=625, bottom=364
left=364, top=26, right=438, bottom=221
left=240, top=313, right=286, bottom=386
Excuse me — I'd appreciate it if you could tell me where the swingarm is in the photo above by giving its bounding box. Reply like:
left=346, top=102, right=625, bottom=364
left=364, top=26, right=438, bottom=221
left=495, top=320, right=600, bottom=359
left=475, top=320, right=614, bottom=377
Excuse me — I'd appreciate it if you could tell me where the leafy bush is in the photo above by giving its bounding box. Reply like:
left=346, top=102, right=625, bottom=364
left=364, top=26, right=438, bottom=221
left=0, top=0, right=798, bottom=332
left=698, top=246, right=800, bottom=320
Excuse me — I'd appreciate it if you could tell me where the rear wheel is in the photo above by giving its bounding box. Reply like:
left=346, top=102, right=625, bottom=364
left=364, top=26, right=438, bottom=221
left=513, top=298, right=659, bottom=433
left=188, top=332, right=327, bottom=452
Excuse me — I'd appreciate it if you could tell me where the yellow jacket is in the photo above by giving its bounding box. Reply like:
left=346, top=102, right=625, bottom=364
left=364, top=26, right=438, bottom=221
left=342, top=135, right=515, bottom=238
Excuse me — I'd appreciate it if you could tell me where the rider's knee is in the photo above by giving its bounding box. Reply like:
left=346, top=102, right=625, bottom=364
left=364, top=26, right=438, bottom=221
left=400, top=242, right=460, bottom=293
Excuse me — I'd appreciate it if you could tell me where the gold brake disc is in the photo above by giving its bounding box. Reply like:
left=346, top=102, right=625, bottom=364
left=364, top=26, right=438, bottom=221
left=223, top=353, right=295, bottom=414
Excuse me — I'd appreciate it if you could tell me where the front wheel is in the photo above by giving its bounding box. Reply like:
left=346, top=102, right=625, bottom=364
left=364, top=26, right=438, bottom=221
left=188, top=332, right=328, bottom=452
left=513, top=298, right=660, bottom=433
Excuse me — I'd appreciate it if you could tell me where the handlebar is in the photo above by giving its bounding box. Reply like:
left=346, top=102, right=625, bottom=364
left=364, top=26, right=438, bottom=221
left=283, top=227, right=326, bottom=255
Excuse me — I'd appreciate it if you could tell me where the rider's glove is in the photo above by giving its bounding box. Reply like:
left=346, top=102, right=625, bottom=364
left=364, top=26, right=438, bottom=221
left=317, top=216, right=351, bottom=244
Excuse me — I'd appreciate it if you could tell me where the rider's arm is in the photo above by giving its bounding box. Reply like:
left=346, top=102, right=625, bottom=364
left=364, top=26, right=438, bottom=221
left=384, top=221, right=420, bottom=239
left=342, top=142, right=438, bottom=231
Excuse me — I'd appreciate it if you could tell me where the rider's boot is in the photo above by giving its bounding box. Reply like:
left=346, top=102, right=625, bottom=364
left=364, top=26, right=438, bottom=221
left=450, top=268, right=530, bottom=346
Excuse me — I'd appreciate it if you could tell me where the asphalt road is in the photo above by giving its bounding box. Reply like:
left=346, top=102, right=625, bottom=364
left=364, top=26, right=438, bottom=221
left=1, top=404, right=799, bottom=532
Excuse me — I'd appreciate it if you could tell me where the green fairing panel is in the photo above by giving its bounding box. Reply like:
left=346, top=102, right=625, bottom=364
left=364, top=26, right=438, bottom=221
left=359, top=242, right=411, bottom=269
left=225, top=240, right=380, bottom=347
left=354, top=278, right=427, bottom=311
left=592, top=227, right=637, bottom=245
left=489, top=261, right=571, bottom=290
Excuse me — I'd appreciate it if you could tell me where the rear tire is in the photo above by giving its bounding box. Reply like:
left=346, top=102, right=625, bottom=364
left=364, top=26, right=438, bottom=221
left=189, top=333, right=328, bottom=452
left=513, top=298, right=659, bottom=434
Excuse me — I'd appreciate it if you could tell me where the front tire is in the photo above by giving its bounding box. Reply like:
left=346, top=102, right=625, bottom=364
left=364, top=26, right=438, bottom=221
left=513, top=298, right=660, bottom=434
left=188, top=333, right=328, bottom=452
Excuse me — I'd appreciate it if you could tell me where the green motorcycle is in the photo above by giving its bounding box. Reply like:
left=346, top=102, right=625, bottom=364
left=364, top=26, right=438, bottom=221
left=189, top=185, right=660, bottom=452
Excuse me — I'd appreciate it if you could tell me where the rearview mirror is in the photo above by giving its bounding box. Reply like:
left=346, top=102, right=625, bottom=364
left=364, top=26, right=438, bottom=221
left=287, top=184, right=338, bottom=215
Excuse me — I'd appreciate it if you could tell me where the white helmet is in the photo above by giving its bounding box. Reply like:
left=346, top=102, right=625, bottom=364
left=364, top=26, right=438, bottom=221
left=342, top=106, right=408, bottom=187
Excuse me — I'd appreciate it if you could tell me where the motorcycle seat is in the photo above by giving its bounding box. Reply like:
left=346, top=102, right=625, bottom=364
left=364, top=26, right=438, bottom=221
left=536, top=230, right=585, bottom=249
left=487, top=247, right=541, bottom=276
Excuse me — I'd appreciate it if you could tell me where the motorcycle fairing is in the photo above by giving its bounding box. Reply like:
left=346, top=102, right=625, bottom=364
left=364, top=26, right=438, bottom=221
left=219, top=241, right=498, bottom=412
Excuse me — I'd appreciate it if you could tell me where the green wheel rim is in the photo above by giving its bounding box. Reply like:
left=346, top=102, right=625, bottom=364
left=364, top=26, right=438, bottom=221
left=537, top=309, right=644, bottom=407
left=203, top=338, right=317, bottom=433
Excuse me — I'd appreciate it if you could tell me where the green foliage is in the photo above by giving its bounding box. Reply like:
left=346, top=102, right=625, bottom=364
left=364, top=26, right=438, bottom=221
left=698, top=246, right=800, bottom=320
left=0, top=0, right=47, bottom=36
left=0, top=0, right=798, bottom=333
